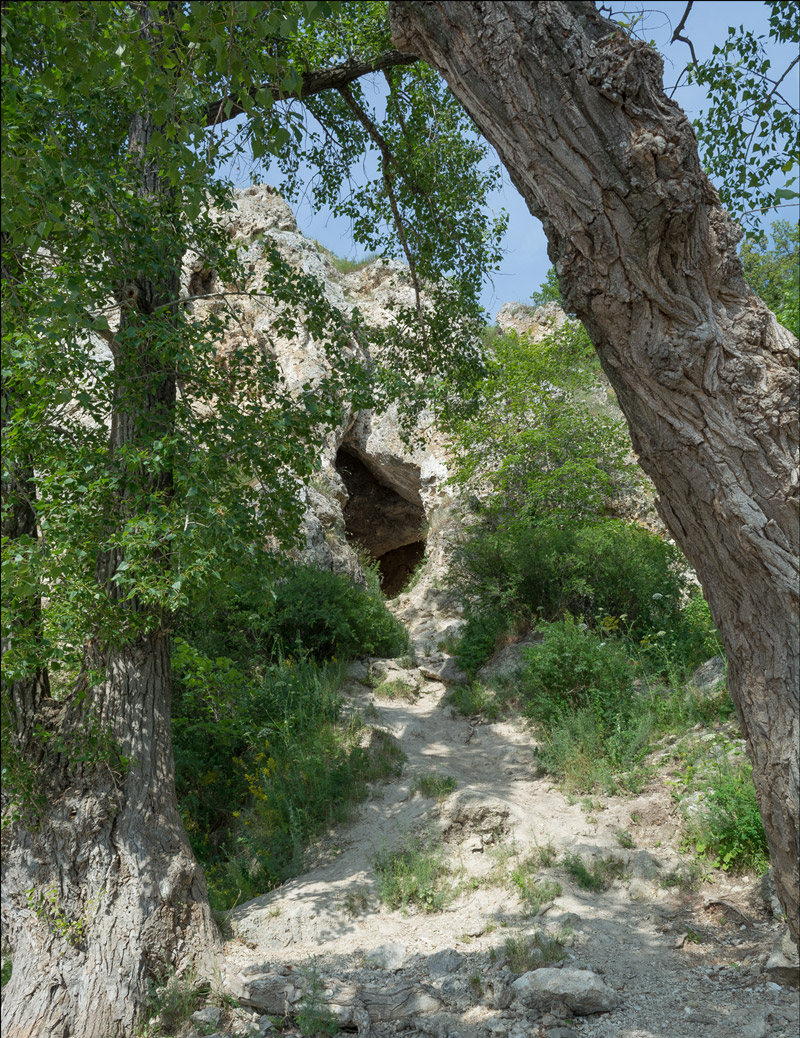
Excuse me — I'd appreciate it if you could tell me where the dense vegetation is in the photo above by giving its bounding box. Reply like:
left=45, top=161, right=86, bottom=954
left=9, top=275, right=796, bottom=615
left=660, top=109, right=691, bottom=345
left=172, top=561, right=407, bottom=909
left=442, top=293, right=768, bottom=875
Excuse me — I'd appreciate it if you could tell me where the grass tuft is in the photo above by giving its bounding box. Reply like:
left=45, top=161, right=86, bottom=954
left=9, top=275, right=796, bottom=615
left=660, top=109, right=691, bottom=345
left=561, top=852, right=626, bottom=891
left=373, top=833, right=454, bottom=913
left=412, top=772, right=458, bottom=800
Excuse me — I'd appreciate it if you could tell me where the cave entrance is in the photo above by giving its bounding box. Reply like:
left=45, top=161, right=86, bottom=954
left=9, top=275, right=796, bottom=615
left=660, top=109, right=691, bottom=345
left=335, top=446, right=426, bottom=597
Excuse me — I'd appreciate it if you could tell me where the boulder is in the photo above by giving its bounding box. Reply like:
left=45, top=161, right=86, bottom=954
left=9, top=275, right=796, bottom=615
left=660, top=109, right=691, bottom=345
left=510, top=968, right=618, bottom=1014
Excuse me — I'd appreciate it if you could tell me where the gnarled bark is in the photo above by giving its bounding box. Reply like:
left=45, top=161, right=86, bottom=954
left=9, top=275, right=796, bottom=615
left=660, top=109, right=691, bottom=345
left=2, top=14, right=220, bottom=1033
left=1, top=634, right=219, bottom=1038
left=389, top=0, right=799, bottom=941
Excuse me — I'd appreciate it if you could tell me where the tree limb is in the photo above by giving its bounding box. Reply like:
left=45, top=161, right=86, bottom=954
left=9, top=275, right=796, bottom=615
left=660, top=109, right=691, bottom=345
left=670, top=1, right=698, bottom=67
left=204, top=49, right=418, bottom=127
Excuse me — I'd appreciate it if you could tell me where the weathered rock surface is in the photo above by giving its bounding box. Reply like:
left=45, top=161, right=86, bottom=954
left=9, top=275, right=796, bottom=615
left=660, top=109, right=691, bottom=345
left=510, top=968, right=619, bottom=1014
left=198, top=184, right=465, bottom=645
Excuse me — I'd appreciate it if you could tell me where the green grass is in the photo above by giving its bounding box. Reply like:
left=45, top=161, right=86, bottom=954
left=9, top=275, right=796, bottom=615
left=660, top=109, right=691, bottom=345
left=510, top=867, right=563, bottom=915
left=412, top=772, right=458, bottom=799
left=373, top=678, right=417, bottom=701
left=138, top=969, right=200, bottom=1037
left=373, top=833, right=454, bottom=913
left=503, top=930, right=566, bottom=974
left=444, top=682, right=502, bottom=720
left=561, top=852, right=626, bottom=891
left=676, top=754, right=769, bottom=874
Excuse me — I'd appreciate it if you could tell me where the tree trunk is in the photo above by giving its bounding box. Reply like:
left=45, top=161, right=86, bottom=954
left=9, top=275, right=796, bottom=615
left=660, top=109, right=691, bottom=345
left=390, top=0, right=800, bottom=942
left=2, top=14, right=220, bottom=1032
left=1, top=635, right=219, bottom=1038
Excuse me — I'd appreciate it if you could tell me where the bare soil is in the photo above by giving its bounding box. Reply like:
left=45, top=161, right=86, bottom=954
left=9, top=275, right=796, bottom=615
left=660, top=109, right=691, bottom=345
left=222, top=662, right=799, bottom=1038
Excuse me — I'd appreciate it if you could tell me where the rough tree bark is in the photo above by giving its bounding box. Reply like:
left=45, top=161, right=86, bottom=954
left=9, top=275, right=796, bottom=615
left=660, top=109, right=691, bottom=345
left=389, top=0, right=800, bottom=942
left=1, top=17, right=220, bottom=1038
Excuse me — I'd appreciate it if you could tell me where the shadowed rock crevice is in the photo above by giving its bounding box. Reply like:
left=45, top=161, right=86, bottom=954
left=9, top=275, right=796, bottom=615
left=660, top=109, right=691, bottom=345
left=335, top=446, right=425, bottom=596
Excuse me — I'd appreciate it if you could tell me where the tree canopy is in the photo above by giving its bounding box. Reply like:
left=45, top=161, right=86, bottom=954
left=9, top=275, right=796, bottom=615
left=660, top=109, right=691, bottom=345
left=1, top=2, right=798, bottom=1033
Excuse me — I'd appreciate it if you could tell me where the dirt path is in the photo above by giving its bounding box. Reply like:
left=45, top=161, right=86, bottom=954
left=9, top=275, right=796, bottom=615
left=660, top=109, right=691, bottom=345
left=220, top=657, right=799, bottom=1038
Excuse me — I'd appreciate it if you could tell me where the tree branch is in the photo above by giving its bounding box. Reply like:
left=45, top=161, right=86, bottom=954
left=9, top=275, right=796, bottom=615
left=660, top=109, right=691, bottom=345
left=670, top=1, right=698, bottom=67
left=336, top=82, right=429, bottom=356
left=204, top=49, right=418, bottom=127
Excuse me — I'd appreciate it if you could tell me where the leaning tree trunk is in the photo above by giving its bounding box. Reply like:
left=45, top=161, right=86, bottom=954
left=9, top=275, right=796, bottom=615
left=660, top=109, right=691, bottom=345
left=390, top=0, right=800, bottom=942
left=2, top=63, right=219, bottom=1038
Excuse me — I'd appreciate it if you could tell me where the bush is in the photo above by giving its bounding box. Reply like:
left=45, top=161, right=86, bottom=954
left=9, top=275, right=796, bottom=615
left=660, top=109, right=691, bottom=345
left=265, top=565, right=408, bottom=660
left=681, top=758, right=769, bottom=874
left=519, top=616, right=635, bottom=724
left=170, top=642, right=406, bottom=908
left=179, top=562, right=407, bottom=665
left=518, top=618, right=653, bottom=791
left=450, top=520, right=687, bottom=673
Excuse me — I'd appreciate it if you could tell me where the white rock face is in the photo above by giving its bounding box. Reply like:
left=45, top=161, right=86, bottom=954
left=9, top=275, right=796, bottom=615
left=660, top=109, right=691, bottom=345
left=496, top=300, right=569, bottom=339
left=510, top=968, right=619, bottom=1014
left=187, top=184, right=465, bottom=648
left=186, top=185, right=657, bottom=650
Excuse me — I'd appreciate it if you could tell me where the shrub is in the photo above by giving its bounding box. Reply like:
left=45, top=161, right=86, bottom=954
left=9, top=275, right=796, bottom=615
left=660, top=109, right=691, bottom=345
left=518, top=618, right=654, bottom=791
left=519, top=616, right=635, bottom=725
left=179, top=562, right=408, bottom=665
left=265, top=565, right=408, bottom=660
left=450, top=520, right=688, bottom=673
left=681, top=758, right=769, bottom=874
left=171, top=643, right=406, bottom=908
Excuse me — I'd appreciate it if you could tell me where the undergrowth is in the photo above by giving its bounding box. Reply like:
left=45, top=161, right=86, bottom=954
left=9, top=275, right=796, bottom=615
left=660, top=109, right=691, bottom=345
left=172, top=562, right=409, bottom=910
left=671, top=746, right=770, bottom=874
left=373, top=832, right=454, bottom=913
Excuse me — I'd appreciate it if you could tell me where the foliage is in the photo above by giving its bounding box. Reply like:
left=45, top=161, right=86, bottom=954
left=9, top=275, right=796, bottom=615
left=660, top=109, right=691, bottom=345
left=179, top=560, right=406, bottom=666
left=529, top=266, right=563, bottom=309
left=519, top=616, right=637, bottom=726
left=688, top=2, right=799, bottom=229
left=373, top=832, right=454, bottom=912
left=412, top=772, right=457, bottom=799
left=449, top=520, right=689, bottom=674
left=448, top=322, right=633, bottom=528
left=675, top=750, right=770, bottom=874
left=561, top=852, right=627, bottom=891
left=170, top=642, right=405, bottom=908
left=517, top=618, right=651, bottom=792
left=740, top=219, right=800, bottom=335
left=258, top=565, right=408, bottom=661
left=1, top=0, right=502, bottom=811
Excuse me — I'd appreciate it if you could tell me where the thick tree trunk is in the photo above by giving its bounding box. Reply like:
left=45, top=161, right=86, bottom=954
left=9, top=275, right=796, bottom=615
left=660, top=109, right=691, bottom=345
left=390, top=0, right=800, bottom=942
left=1, top=634, right=219, bottom=1038
left=2, top=17, right=220, bottom=1030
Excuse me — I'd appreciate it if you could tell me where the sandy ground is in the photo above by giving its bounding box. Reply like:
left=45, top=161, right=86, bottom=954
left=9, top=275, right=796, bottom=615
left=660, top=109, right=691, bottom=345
left=222, top=666, right=800, bottom=1038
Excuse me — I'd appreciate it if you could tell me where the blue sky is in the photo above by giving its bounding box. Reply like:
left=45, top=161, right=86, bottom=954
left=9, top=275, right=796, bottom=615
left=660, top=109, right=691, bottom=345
left=225, top=2, right=798, bottom=320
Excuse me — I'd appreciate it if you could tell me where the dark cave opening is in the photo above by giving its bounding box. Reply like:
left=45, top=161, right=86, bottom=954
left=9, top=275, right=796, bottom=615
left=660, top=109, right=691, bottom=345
left=335, top=446, right=426, bottom=597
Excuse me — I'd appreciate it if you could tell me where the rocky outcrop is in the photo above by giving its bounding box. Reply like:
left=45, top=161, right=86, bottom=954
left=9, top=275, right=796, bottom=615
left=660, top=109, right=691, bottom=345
left=189, top=185, right=664, bottom=651
left=185, top=184, right=466, bottom=648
